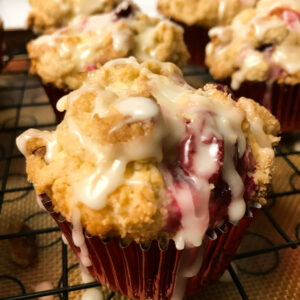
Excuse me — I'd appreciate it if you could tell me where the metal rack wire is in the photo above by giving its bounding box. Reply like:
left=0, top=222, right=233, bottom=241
left=0, top=54, right=299, bottom=300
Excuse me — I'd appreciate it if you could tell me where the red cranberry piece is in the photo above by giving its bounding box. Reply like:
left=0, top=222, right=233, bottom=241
left=282, top=9, right=300, bottom=31
left=179, top=120, right=224, bottom=184
left=164, top=196, right=182, bottom=233
left=113, top=3, right=133, bottom=21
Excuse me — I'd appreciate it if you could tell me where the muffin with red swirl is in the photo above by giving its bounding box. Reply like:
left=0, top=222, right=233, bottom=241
left=158, top=0, right=259, bottom=66
left=27, top=1, right=189, bottom=121
left=27, top=0, right=122, bottom=34
left=206, top=0, right=300, bottom=131
left=17, top=58, right=279, bottom=299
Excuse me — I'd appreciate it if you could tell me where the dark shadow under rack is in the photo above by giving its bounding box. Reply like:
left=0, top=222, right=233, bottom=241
left=0, top=54, right=299, bottom=300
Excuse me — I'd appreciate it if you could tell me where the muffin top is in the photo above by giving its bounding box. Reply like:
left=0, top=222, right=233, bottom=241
left=157, top=0, right=259, bottom=27
left=27, top=0, right=122, bottom=33
left=17, top=58, right=279, bottom=249
left=27, top=1, right=190, bottom=90
left=206, top=0, right=300, bottom=89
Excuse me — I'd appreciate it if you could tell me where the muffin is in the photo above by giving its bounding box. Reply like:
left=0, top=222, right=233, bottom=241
left=17, top=58, right=280, bottom=299
left=27, top=1, right=189, bottom=120
left=27, top=0, right=122, bottom=34
left=206, top=0, right=300, bottom=131
left=158, top=0, right=259, bottom=66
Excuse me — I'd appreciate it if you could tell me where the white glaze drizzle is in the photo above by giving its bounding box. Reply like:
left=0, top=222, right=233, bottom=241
left=272, top=44, right=300, bottom=74
left=16, top=129, right=59, bottom=163
left=72, top=207, right=92, bottom=267
left=218, top=0, right=227, bottom=23
left=245, top=107, right=276, bottom=157
left=113, top=96, right=159, bottom=123
left=150, top=70, right=246, bottom=246
left=59, top=90, right=165, bottom=210
left=80, top=264, right=103, bottom=300
left=133, top=20, right=178, bottom=61
left=163, top=168, right=211, bottom=250
left=223, top=141, right=246, bottom=222
left=82, top=288, right=103, bottom=300
left=62, top=233, right=69, bottom=245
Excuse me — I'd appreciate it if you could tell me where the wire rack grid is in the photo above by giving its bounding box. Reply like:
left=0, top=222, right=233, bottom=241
left=0, top=54, right=299, bottom=300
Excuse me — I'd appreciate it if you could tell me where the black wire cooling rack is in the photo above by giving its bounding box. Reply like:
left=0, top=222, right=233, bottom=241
left=0, top=53, right=299, bottom=300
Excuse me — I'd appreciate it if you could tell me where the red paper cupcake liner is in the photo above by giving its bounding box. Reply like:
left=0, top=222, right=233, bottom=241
left=42, top=84, right=69, bottom=122
left=42, top=196, right=258, bottom=299
left=226, top=80, right=300, bottom=132
left=182, top=24, right=209, bottom=68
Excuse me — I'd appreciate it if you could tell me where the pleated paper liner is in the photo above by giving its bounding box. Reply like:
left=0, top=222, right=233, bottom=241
left=41, top=194, right=258, bottom=300
left=43, top=84, right=69, bottom=122
left=223, top=80, right=300, bottom=132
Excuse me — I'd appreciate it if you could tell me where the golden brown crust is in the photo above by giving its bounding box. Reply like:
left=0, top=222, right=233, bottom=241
left=94, top=110, right=154, bottom=144
left=28, top=0, right=121, bottom=33
left=237, top=97, right=280, bottom=204
left=157, top=0, right=258, bottom=27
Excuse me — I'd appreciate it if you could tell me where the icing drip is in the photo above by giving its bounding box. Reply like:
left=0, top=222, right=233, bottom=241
left=223, top=142, right=245, bottom=222
left=218, top=0, right=227, bottom=23
left=113, top=96, right=160, bottom=124
left=82, top=288, right=103, bottom=300
left=16, top=129, right=59, bottom=163
left=171, top=246, right=205, bottom=300
left=80, top=265, right=103, bottom=300
left=163, top=116, right=221, bottom=249
left=246, top=109, right=275, bottom=157
left=272, top=44, right=300, bottom=74
left=150, top=72, right=246, bottom=247
left=72, top=207, right=92, bottom=267
left=62, top=233, right=69, bottom=245
left=231, top=50, right=266, bottom=90
left=162, top=167, right=210, bottom=250
left=133, top=20, right=178, bottom=61
left=61, top=93, right=165, bottom=210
